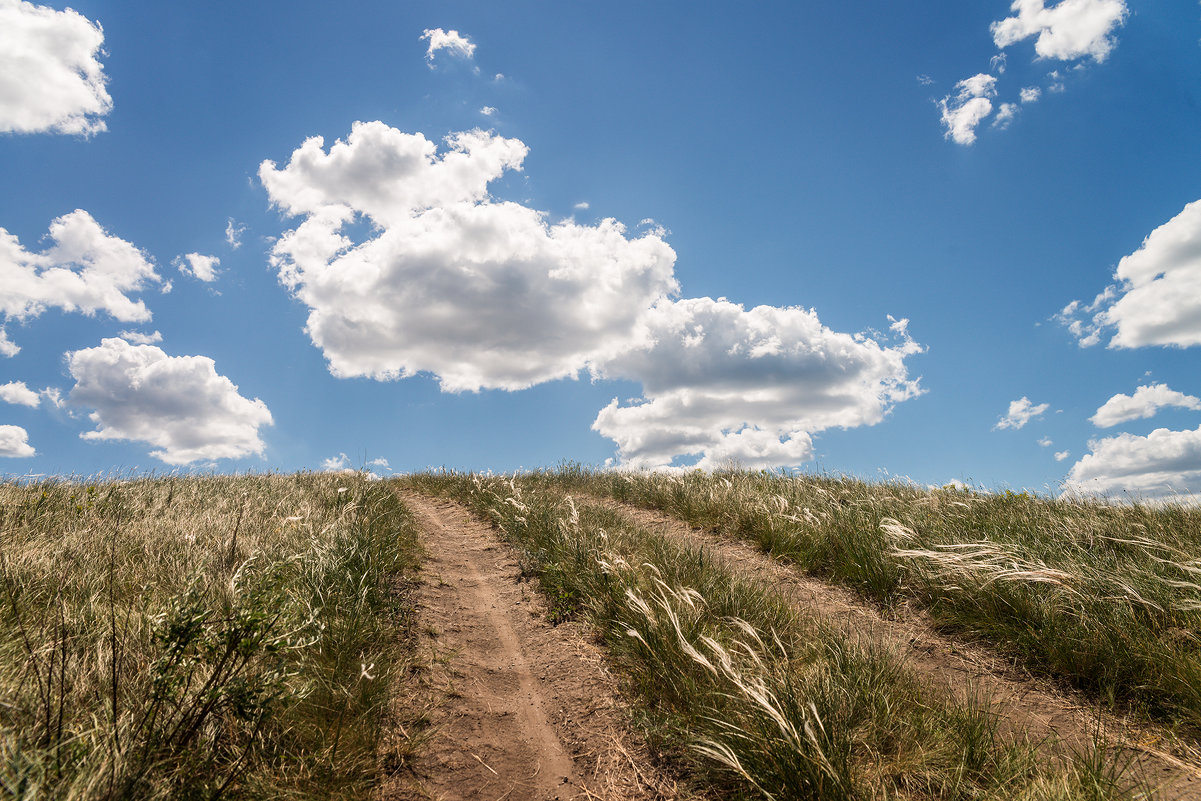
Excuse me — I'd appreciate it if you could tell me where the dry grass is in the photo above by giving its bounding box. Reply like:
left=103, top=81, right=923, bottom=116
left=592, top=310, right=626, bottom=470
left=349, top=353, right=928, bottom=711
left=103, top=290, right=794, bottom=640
left=0, top=472, right=420, bottom=800
left=550, top=467, right=1201, bottom=732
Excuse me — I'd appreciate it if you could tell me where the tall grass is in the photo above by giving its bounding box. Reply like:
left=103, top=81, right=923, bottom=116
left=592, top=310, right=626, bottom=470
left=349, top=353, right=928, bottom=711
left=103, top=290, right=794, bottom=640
left=554, top=468, right=1201, bottom=732
left=407, top=471, right=1143, bottom=800
left=0, top=472, right=420, bottom=800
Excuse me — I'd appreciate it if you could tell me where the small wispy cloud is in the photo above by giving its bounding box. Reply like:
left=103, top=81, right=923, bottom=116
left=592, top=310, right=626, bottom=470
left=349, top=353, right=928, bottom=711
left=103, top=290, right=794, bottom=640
left=225, top=218, right=245, bottom=249
left=479, top=106, right=497, bottom=116
left=995, top=396, right=1050, bottom=430
left=420, top=28, right=475, bottom=65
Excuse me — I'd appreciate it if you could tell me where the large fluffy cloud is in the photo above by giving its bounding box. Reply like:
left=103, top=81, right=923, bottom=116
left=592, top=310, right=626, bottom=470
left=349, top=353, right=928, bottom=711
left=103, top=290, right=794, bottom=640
left=1065, top=426, right=1201, bottom=502
left=260, top=122, right=678, bottom=391
left=262, top=122, right=925, bottom=469
left=0, top=0, right=111, bottom=135
left=0, top=425, right=34, bottom=458
left=67, top=338, right=272, bottom=465
left=593, top=298, right=922, bottom=470
left=991, top=0, right=1128, bottom=62
left=1091, top=383, right=1201, bottom=428
left=0, top=210, right=160, bottom=355
left=1062, top=199, right=1201, bottom=350
left=938, top=74, right=997, bottom=146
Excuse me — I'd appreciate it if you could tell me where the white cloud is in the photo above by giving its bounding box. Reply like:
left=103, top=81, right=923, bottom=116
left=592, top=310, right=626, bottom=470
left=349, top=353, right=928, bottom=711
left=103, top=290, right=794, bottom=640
left=420, top=28, right=475, bottom=64
left=0, top=210, right=160, bottom=355
left=917, top=74, right=934, bottom=86
left=260, top=121, right=678, bottom=392
left=938, top=74, right=996, bottom=145
left=574, top=201, right=590, bottom=210
left=66, top=337, right=272, bottom=465
left=990, top=53, right=1009, bottom=74
left=0, top=425, right=34, bottom=457
left=1065, top=425, right=1201, bottom=502
left=225, top=218, right=245, bottom=249
left=1090, top=383, right=1201, bottom=428
left=368, top=456, right=389, bottom=469
left=995, top=396, right=1049, bottom=430
left=175, top=252, right=220, bottom=282
left=1055, top=450, right=1071, bottom=461
left=992, top=102, right=1020, bottom=129
left=0, top=381, right=40, bottom=407
left=321, top=452, right=351, bottom=471
left=0, top=0, right=111, bottom=135
left=1062, top=199, right=1201, bottom=349
left=1038, top=436, right=1053, bottom=447
left=592, top=298, right=923, bottom=470
left=117, top=329, right=162, bottom=345
left=479, top=106, right=496, bottom=116
left=261, top=122, right=925, bottom=470
left=991, top=0, right=1128, bottom=62
left=1020, top=86, right=1043, bottom=103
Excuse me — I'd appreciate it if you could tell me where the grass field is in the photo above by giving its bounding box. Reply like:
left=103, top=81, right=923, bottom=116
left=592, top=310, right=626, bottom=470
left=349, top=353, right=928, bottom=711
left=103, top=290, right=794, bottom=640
left=5, top=467, right=1195, bottom=799
left=0, top=472, right=419, bottom=800
left=535, top=468, right=1201, bottom=733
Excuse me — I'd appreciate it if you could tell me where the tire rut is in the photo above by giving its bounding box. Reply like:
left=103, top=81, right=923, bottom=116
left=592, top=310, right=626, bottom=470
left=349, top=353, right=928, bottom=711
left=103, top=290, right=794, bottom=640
left=378, top=491, right=683, bottom=801
left=581, top=493, right=1201, bottom=801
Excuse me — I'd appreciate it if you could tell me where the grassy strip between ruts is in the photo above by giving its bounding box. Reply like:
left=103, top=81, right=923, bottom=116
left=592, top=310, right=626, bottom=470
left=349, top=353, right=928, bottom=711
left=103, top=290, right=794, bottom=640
left=405, top=471, right=1145, bottom=801
left=533, top=467, right=1201, bottom=734
left=0, top=472, right=420, bottom=800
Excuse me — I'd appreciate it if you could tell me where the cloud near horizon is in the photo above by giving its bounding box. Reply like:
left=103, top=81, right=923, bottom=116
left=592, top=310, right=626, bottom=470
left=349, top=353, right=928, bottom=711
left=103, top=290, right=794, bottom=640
left=1065, top=425, right=1201, bottom=502
left=594, top=298, right=922, bottom=470
left=261, top=121, right=924, bottom=469
left=67, top=337, right=273, bottom=465
left=0, top=0, right=112, bottom=135
left=0, top=210, right=161, bottom=356
left=0, top=425, right=34, bottom=458
left=1091, top=383, right=1201, bottom=428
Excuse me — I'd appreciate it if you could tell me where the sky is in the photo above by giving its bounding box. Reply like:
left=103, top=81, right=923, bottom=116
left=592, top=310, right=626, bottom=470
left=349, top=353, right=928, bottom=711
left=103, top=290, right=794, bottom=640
left=2, top=0, right=1201, bottom=500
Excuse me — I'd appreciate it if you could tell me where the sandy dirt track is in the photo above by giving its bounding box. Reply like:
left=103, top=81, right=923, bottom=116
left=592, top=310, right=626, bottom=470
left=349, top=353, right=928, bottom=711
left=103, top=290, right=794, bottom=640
left=582, top=494, right=1201, bottom=801
left=377, top=492, right=683, bottom=801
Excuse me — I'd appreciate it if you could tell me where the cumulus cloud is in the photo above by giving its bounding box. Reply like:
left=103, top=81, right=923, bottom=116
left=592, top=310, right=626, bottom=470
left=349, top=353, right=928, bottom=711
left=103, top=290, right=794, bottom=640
left=260, top=121, right=678, bottom=392
left=321, top=452, right=351, bottom=471
left=1055, top=450, right=1071, bottom=461
left=939, top=74, right=997, bottom=145
left=261, top=122, right=925, bottom=470
left=0, top=381, right=40, bottom=407
left=479, top=106, right=496, bottom=116
left=0, top=0, right=111, bottom=135
left=1020, top=86, right=1043, bottom=103
left=1090, top=383, right=1201, bottom=428
left=420, top=28, right=475, bottom=64
left=1062, top=199, right=1201, bottom=349
left=0, top=425, right=34, bottom=457
left=592, top=298, right=923, bottom=470
left=1065, top=426, right=1201, bottom=502
left=995, top=396, right=1049, bottom=430
left=66, top=337, right=272, bottom=464
left=1038, top=436, right=1053, bottom=447
left=175, top=252, right=220, bottom=282
left=0, top=210, right=160, bottom=355
left=991, top=0, right=1128, bottom=62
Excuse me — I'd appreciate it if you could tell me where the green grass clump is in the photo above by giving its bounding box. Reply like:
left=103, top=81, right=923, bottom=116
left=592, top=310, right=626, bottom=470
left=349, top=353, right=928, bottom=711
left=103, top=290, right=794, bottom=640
left=406, top=471, right=1143, bottom=800
left=0, top=472, right=420, bottom=800
left=552, top=468, right=1201, bottom=731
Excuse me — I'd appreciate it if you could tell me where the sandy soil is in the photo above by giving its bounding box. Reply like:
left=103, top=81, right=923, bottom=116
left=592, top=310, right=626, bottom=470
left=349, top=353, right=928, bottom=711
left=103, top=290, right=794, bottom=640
left=377, top=492, right=686, bottom=801
left=582, top=494, right=1201, bottom=800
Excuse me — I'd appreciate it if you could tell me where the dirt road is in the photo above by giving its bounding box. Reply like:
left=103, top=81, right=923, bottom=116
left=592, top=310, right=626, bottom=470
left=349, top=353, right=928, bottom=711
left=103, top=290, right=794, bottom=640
left=378, top=492, right=681, bottom=801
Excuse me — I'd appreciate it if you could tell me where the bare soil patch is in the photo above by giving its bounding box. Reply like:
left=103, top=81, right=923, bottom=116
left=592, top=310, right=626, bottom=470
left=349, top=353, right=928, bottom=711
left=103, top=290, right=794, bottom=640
left=583, top=494, right=1201, bottom=800
left=377, top=492, right=684, bottom=801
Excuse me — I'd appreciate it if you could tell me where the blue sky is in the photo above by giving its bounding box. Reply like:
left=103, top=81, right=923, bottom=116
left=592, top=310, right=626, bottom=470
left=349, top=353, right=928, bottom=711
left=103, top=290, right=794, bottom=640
left=2, top=0, right=1201, bottom=499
